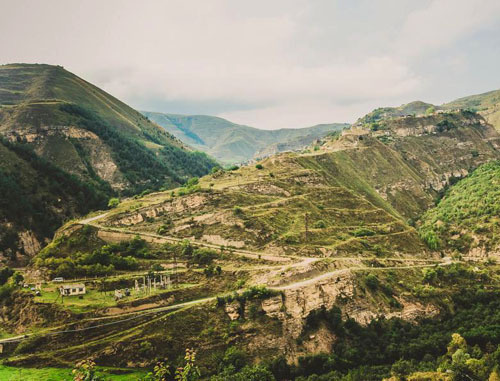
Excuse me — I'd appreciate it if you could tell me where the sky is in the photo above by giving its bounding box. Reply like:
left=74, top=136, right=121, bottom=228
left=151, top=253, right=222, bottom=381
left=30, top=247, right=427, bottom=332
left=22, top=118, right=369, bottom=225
left=1, top=0, right=500, bottom=129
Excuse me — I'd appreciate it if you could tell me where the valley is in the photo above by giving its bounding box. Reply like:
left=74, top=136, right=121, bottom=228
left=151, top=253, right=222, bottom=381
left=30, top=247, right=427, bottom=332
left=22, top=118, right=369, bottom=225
left=2, top=96, right=500, bottom=380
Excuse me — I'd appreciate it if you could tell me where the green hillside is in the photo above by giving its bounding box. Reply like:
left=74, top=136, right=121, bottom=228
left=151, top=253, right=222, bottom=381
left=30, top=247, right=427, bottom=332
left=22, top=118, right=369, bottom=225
left=0, top=137, right=108, bottom=263
left=143, top=111, right=348, bottom=164
left=0, top=64, right=217, bottom=262
left=444, top=89, right=500, bottom=131
left=418, top=160, right=500, bottom=252
left=0, top=64, right=217, bottom=192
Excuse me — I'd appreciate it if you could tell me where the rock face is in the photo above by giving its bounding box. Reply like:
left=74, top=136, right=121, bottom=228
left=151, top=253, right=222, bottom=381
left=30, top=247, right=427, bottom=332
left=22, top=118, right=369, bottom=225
left=227, top=271, right=440, bottom=361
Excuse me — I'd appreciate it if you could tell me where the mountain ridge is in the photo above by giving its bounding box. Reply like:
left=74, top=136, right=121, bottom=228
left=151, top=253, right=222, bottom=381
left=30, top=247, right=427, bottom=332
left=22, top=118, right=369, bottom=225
left=143, top=111, right=348, bottom=164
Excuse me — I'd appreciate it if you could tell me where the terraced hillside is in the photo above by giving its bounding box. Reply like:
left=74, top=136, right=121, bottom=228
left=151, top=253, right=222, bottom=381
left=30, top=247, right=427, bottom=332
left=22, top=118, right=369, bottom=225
left=80, top=110, right=500, bottom=261
left=0, top=64, right=217, bottom=263
left=3, top=110, right=500, bottom=380
left=143, top=111, right=348, bottom=164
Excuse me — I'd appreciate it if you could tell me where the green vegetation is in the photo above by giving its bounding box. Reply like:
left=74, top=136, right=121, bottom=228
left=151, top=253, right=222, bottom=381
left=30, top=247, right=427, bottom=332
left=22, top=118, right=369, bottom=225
left=60, top=103, right=216, bottom=195
left=108, top=198, right=120, bottom=208
left=216, top=285, right=278, bottom=306
left=0, top=138, right=108, bottom=258
left=0, top=365, right=146, bottom=380
left=444, top=88, right=500, bottom=131
left=419, top=161, right=500, bottom=251
left=36, top=233, right=153, bottom=277
left=144, top=111, right=347, bottom=165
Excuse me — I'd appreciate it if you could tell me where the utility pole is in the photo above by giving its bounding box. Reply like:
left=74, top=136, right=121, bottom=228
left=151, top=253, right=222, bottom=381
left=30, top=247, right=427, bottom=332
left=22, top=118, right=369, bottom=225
left=173, top=252, right=177, bottom=287
left=304, top=213, right=309, bottom=242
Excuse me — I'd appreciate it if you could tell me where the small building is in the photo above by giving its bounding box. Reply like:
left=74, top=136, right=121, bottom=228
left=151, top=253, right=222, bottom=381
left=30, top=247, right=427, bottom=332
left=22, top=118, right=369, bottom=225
left=59, top=284, right=86, bottom=296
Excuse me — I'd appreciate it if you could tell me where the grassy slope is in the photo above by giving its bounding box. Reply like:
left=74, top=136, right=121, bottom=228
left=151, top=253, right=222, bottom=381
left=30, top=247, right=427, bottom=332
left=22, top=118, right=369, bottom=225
left=418, top=161, right=500, bottom=251
left=90, top=111, right=500, bottom=260
left=0, top=64, right=217, bottom=192
left=143, top=111, right=348, bottom=164
left=444, top=89, right=500, bottom=131
left=0, top=64, right=218, bottom=260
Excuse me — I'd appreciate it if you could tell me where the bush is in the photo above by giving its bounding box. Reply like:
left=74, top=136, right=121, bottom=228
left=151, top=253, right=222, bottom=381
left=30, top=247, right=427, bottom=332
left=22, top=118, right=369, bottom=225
left=352, top=228, right=376, bottom=237
left=255, top=164, right=263, bottom=170
left=314, top=220, right=326, bottom=229
left=364, top=274, right=379, bottom=290
left=191, top=248, right=218, bottom=266
left=107, top=198, right=120, bottom=208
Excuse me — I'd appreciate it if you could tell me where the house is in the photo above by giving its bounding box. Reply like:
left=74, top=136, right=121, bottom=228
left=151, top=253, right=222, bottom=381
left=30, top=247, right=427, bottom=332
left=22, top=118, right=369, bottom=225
left=59, top=284, right=86, bottom=296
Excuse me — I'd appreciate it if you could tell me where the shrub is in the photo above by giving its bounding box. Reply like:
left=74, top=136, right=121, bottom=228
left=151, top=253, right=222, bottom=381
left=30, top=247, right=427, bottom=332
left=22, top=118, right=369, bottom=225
left=364, top=274, right=379, bottom=290
left=353, top=228, right=376, bottom=237
left=314, top=220, right=326, bottom=229
left=255, top=164, right=263, bottom=170
left=107, top=197, right=120, bottom=208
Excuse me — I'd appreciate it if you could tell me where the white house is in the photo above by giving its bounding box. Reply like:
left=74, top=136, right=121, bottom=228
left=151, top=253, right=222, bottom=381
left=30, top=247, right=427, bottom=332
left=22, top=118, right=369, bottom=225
left=59, top=284, right=86, bottom=296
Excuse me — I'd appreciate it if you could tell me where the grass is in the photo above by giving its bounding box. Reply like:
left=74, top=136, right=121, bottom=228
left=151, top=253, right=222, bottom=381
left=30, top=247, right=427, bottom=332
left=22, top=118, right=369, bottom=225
left=0, top=365, right=146, bottom=381
left=34, top=283, right=196, bottom=313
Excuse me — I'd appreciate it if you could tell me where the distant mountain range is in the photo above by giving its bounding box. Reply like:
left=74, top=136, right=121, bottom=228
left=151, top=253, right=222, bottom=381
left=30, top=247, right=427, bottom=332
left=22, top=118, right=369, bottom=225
left=142, top=112, right=349, bottom=164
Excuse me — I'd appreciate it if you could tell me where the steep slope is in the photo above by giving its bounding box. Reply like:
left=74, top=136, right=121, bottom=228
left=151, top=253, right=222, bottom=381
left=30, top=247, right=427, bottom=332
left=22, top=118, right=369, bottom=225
left=418, top=160, right=500, bottom=255
left=0, top=64, right=217, bottom=193
left=0, top=138, right=107, bottom=263
left=143, top=111, right=348, bottom=164
left=444, top=89, right=500, bottom=131
left=87, top=110, right=500, bottom=260
left=326, top=110, right=500, bottom=219
left=0, top=64, right=217, bottom=261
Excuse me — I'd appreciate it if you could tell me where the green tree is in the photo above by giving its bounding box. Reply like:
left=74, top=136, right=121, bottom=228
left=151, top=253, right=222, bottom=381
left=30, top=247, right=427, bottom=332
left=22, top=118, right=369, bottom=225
left=175, top=348, right=201, bottom=381
left=72, top=359, right=102, bottom=381
left=107, top=197, right=120, bottom=208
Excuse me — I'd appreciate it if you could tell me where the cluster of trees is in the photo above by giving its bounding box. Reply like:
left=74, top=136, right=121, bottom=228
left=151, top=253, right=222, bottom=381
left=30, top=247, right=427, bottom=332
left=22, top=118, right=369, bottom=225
left=0, top=267, right=23, bottom=300
left=60, top=103, right=217, bottom=195
left=0, top=138, right=108, bottom=258
left=419, top=161, right=500, bottom=251
left=216, top=286, right=277, bottom=306
left=36, top=236, right=153, bottom=278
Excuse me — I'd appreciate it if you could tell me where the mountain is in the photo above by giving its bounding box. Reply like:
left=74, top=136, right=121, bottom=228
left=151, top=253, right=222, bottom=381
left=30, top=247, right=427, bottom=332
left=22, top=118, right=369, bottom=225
left=0, top=64, right=217, bottom=262
left=15, top=108, right=500, bottom=373
left=0, top=64, right=217, bottom=192
left=356, top=89, right=500, bottom=133
left=142, top=111, right=348, bottom=164
left=443, top=89, right=500, bottom=131
left=355, top=100, right=437, bottom=126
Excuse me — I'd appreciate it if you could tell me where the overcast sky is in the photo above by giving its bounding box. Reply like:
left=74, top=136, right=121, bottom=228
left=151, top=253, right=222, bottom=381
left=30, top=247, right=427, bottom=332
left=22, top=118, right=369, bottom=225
left=2, top=0, right=500, bottom=129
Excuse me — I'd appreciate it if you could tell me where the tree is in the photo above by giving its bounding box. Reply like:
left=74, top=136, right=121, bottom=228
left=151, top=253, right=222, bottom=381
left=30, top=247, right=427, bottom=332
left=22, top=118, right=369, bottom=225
left=72, top=359, right=102, bottom=381
left=143, top=361, right=171, bottom=381
left=107, top=197, right=120, bottom=208
left=365, top=274, right=379, bottom=290
left=175, top=348, right=201, bottom=381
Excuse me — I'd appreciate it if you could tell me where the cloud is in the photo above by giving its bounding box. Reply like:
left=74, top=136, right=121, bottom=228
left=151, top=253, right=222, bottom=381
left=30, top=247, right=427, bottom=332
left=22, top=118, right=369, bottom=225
left=1, top=0, right=499, bottom=129
left=397, top=0, right=500, bottom=57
